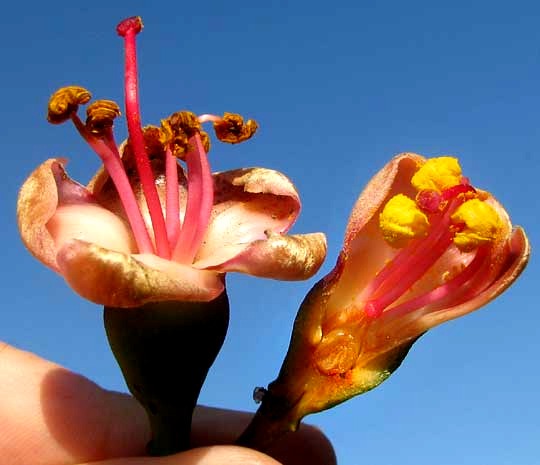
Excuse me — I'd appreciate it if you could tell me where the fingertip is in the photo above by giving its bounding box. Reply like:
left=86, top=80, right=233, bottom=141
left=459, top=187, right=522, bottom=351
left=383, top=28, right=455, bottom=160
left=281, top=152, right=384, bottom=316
left=175, top=445, right=282, bottom=465
left=267, top=423, right=337, bottom=465
left=75, top=445, right=281, bottom=465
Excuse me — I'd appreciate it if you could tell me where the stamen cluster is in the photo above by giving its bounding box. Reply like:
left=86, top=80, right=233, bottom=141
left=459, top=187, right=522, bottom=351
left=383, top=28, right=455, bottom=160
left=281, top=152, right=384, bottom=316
left=46, top=16, right=258, bottom=264
left=365, top=157, right=504, bottom=319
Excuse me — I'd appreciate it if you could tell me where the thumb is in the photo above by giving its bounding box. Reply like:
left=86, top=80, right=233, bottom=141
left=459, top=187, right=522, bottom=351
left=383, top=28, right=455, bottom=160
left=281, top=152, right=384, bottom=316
left=76, top=445, right=281, bottom=465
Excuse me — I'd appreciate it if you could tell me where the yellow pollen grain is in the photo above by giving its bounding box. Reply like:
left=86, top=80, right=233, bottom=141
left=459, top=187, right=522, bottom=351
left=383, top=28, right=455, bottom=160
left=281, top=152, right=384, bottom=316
left=411, top=156, right=462, bottom=193
left=379, top=194, right=430, bottom=248
left=451, top=199, right=503, bottom=252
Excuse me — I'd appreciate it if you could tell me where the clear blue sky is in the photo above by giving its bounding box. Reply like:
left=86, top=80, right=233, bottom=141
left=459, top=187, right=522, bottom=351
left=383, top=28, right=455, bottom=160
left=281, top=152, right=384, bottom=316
left=2, top=1, right=539, bottom=464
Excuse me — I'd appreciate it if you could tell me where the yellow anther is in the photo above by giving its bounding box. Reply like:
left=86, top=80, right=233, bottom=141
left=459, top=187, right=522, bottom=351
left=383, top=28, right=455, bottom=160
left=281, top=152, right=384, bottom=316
left=451, top=199, right=503, bottom=252
left=379, top=194, right=430, bottom=248
left=411, top=157, right=462, bottom=193
left=85, top=100, right=121, bottom=135
left=213, top=112, right=258, bottom=144
left=47, top=86, right=92, bottom=124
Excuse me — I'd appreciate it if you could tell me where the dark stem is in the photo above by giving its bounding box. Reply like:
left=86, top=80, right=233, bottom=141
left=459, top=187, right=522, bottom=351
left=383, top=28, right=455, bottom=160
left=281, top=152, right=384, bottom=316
left=236, top=388, right=300, bottom=453
left=104, top=292, right=229, bottom=456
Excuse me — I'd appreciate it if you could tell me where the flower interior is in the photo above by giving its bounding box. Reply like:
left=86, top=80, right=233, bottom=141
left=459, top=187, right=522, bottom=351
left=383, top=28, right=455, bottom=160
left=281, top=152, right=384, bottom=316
left=314, top=156, right=509, bottom=375
left=46, top=16, right=258, bottom=264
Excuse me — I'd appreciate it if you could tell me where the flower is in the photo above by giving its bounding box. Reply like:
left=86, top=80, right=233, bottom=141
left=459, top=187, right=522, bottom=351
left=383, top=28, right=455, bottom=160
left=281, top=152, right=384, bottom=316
left=17, top=17, right=326, bottom=308
left=239, top=153, right=529, bottom=448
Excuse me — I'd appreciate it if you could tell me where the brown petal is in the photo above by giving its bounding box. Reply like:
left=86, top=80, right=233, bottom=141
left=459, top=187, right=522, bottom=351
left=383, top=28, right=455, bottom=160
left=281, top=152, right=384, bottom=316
left=195, top=232, right=327, bottom=280
left=17, top=158, right=96, bottom=271
left=56, top=239, right=224, bottom=307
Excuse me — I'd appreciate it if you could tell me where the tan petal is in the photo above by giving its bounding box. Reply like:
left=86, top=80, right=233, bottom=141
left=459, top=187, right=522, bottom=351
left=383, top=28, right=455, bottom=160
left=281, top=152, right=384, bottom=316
left=17, top=158, right=97, bottom=271
left=197, top=168, right=302, bottom=262
left=195, top=232, right=327, bottom=280
left=56, top=239, right=224, bottom=307
left=18, top=159, right=61, bottom=270
left=47, top=204, right=136, bottom=254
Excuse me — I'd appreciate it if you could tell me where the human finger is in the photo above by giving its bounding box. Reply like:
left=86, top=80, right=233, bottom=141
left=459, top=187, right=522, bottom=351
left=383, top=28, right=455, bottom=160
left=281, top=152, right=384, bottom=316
left=75, top=445, right=281, bottom=465
left=191, top=407, right=337, bottom=465
left=0, top=341, right=149, bottom=465
left=0, top=342, right=335, bottom=465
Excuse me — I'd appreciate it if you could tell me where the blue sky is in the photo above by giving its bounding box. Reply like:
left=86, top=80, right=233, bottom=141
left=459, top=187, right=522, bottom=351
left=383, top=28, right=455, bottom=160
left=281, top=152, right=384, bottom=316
left=2, top=1, right=539, bottom=464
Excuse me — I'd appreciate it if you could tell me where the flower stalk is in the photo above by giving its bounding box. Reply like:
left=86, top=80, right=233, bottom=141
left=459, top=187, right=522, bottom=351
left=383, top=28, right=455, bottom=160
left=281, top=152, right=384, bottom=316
left=104, top=293, right=229, bottom=455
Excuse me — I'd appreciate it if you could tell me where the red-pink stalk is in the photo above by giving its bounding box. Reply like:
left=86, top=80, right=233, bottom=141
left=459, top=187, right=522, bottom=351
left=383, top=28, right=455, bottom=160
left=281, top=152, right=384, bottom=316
left=71, top=115, right=154, bottom=254
left=362, top=235, right=426, bottom=300
left=117, top=18, right=170, bottom=259
left=364, top=230, right=454, bottom=318
left=364, top=193, right=469, bottom=308
left=197, top=114, right=222, bottom=124
left=363, top=196, right=469, bottom=318
left=172, top=134, right=214, bottom=264
left=382, top=247, right=488, bottom=319
left=165, top=147, right=181, bottom=248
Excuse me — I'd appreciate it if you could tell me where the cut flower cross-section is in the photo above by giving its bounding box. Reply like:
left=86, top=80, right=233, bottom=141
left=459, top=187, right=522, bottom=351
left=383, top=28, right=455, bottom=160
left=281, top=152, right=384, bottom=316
left=238, top=153, right=529, bottom=451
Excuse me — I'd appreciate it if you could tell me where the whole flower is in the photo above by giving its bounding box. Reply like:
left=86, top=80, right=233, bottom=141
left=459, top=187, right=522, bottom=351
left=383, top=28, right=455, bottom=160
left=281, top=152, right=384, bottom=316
left=239, top=153, right=529, bottom=451
left=17, top=17, right=326, bottom=308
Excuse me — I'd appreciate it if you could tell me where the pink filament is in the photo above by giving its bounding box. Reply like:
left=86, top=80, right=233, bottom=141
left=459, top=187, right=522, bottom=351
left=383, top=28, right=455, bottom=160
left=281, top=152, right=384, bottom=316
left=120, top=23, right=171, bottom=259
left=365, top=230, right=454, bottom=318
left=165, top=147, right=181, bottom=248
left=382, top=247, right=489, bottom=319
left=364, top=198, right=466, bottom=318
left=70, top=115, right=154, bottom=254
left=197, top=114, right=222, bottom=124
left=172, top=134, right=214, bottom=264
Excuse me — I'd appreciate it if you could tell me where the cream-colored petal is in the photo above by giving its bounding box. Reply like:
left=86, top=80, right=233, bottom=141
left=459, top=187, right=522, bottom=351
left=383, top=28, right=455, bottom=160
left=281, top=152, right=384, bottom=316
left=56, top=239, right=224, bottom=307
left=47, top=204, right=136, bottom=254
left=17, top=158, right=97, bottom=272
left=197, top=168, right=302, bottom=261
left=195, top=232, right=327, bottom=281
left=214, top=167, right=301, bottom=202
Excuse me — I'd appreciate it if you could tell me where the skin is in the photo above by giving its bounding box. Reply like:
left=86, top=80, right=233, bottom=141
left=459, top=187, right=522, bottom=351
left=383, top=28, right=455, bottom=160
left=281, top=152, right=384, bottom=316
left=0, top=342, right=337, bottom=465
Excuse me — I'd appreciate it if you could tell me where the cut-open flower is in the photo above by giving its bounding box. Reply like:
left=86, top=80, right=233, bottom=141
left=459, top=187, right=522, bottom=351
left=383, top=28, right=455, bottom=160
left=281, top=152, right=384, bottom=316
left=17, top=17, right=326, bottom=308
left=239, top=153, right=529, bottom=449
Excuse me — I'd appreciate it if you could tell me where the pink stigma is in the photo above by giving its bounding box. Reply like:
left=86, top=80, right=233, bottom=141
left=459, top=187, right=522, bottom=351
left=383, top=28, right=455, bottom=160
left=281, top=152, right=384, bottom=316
left=119, top=16, right=171, bottom=259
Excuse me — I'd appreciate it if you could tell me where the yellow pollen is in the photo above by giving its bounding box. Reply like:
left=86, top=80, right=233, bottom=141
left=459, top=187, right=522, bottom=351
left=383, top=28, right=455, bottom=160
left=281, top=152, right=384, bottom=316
left=379, top=194, right=430, bottom=248
left=451, top=199, right=503, bottom=252
left=411, top=156, right=462, bottom=193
